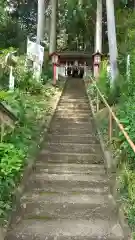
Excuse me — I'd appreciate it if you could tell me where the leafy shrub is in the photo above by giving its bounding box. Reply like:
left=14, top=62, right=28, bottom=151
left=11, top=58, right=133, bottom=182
left=15, top=65, right=43, bottom=94
left=0, top=80, right=60, bottom=221
left=41, top=65, right=53, bottom=84
left=0, top=143, right=24, bottom=218
left=87, top=54, right=135, bottom=235
left=94, top=61, right=121, bottom=106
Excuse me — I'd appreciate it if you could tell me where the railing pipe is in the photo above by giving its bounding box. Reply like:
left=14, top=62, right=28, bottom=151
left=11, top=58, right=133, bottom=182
left=90, top=77, right=135, bottom=153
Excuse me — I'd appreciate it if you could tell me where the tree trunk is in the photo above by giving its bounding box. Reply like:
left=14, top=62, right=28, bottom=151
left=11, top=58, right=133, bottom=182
left=95, top=0, right=102, bottom=53
left=36, top=0, right=45, bottom=44
left=49, top=0, right=58, bottom=54
left=106, top=0, right=118, bottom=84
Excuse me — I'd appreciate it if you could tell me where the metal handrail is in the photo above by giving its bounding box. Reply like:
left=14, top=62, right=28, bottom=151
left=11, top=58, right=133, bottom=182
left=90, top=77, right=135, bottom=153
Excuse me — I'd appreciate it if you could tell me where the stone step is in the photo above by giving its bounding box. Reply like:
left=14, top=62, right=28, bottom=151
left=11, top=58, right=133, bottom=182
left=50, top=121, right=93, bottom=130
left=48, top=127, right=96, bottom=135
left=60, top=97, right=89, bottom=101
left=59, top=100, right=89, bottom=105
left=53, top=116, right=93, bottom=122
left=43, top=143, right=102, bottom=154
left=58, top=99, right=89, bottom=106
left=51, top=117, right=94, bottom=124
left=19, top=198, right=117, bottom=222
left=6, top=219, right=124, bottom=240
left=29, top=172, right=108, bottom=183
left=54, top=113, right=93, bottom=120
left=34, top=163, right=105, bottom=175
left=38, top=152, right=104, bottom=164
left=27, top=173, right=109, bottom=192
left=60, top=97, right=88, bottom=100
left=56, top=109, right=91, bottom=114
left=47, top=134, right=99, bottom=144
left=58, top=103, right=90, bottom=109
left=49, top=123, right=95, bottom=132
left=5, top=79, right=124, bottom=240
left=21, top=192, right=112, bottom=204
left=25, top=178, right=109, bottom=194
left=57, top=106, right=91, bottom=111
left=6, top=236, right=124, bottom=240
left=60, top=95, right=88, bottom=99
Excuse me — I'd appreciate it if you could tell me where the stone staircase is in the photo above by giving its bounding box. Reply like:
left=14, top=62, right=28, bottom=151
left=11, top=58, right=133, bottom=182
left=5, top=78, right=124, bottom=240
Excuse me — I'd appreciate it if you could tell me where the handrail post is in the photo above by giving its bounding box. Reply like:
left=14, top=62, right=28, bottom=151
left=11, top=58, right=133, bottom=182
left=1, top=122, right=4, bottom=142
left=109, top=111, right=112, bottom=142
left=96, top=91, right=99, bottom=112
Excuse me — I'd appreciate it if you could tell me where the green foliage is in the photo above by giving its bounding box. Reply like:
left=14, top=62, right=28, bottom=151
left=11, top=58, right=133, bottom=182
left=57, top=0, right=95, bottom=51
left=0, top=48, right=62, bottom=221
left=15, top=69, right=42, bottom=94
left=96, top=61, right=121, bottom=106
left=97, top=61, right=110, bottom=98
left=41, top=65, right=53, bottom=84
left=0, top=143, right=24, bottom=218
left=13, top=57, right=43, bottom=94
left=93, top=58, right=135, bottom=232
left=87, top=6, right=135, bottom=232
left=116, top=9, right=135, bottom=54
left=0, top=91, right=9, bottom=101
left=0, top=80, right=59, bottom=221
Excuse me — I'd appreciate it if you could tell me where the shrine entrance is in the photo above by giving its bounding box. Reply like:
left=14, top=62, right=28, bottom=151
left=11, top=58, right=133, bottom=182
left=50, top=51, right=92, bottom=79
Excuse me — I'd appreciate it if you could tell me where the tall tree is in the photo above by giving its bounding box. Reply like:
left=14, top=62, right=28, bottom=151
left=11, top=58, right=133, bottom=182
left=95, top=0, right=102, bottom=53
left=49, top=0, right=58, bottom=54
left=36, top=0, right=45, bottom=44
left=7, top=0, right=38, bottom=37
left=106, top=0, right=118, bottom=84
left=57, top=0, right=96, bottom=51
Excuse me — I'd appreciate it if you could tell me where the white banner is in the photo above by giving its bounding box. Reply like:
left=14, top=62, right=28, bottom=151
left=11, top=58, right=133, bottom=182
left=27, top=38, right=44, bottom=65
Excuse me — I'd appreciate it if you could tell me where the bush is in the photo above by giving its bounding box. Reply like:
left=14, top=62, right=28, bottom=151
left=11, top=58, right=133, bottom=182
left=41, top=64, right=53, bottom=84
left=87, top=54, right=135, bottom=235
left=0, top=143, right=24, bottom=218
left=0, top=81, right=59, bottom=221
left=14, top=64, right=43, bottom=94
left=96, top=61, right=121, bottom=106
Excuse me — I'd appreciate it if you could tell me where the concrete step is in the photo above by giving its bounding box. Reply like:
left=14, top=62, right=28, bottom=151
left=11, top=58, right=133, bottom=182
left=58, top=102, right=90, bottom=109
left=25, top=178, right=109, bottom=194
left=61, top=97, right=88, bottom=100
left=27, top=173, right=109, bottom=193
left=50, top=122, right=93, bottom=130
left=19, top=193, right=115, bottom=223
left=59, top=100, right=89, bottom=105
left=21, top=192, right=112, bottom=204
left=51, top=117, right=92, bottom=123
left=34, top=163, right=105, bottom=175
left=58, top=99, right=89, bottom=103
left=20, top=202, right=117, bottom=221
left=6, top=219, right=124, bottom=240
left=53, top=116, right=94, bottom=122
left=28, top=172, right=108, bottom=183
left=48, top=127, right=96, bottom=135
left=38, top=152, right=104, bottom=164
left=49, top=124, right=95, bottom=132
left=57, top=107, right=91, bottom=114
left=47, top=134, right=99, bottom=144
left=43, top=143, right=102, bottom=154
left=5, top=79, right=124, bottom=240
left=51, top=117, right=94, bottom=124
left=61, top=94, right=88, bottom=98
left=60, top=97, right=89, bottom=101
left=56, top=109, right=91, bottom=114
left=54, top=112, right=93, bottom=119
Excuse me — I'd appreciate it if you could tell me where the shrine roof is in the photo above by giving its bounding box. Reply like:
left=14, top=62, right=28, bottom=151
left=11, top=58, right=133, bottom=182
left=50, top=51, right=91, bottom=59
